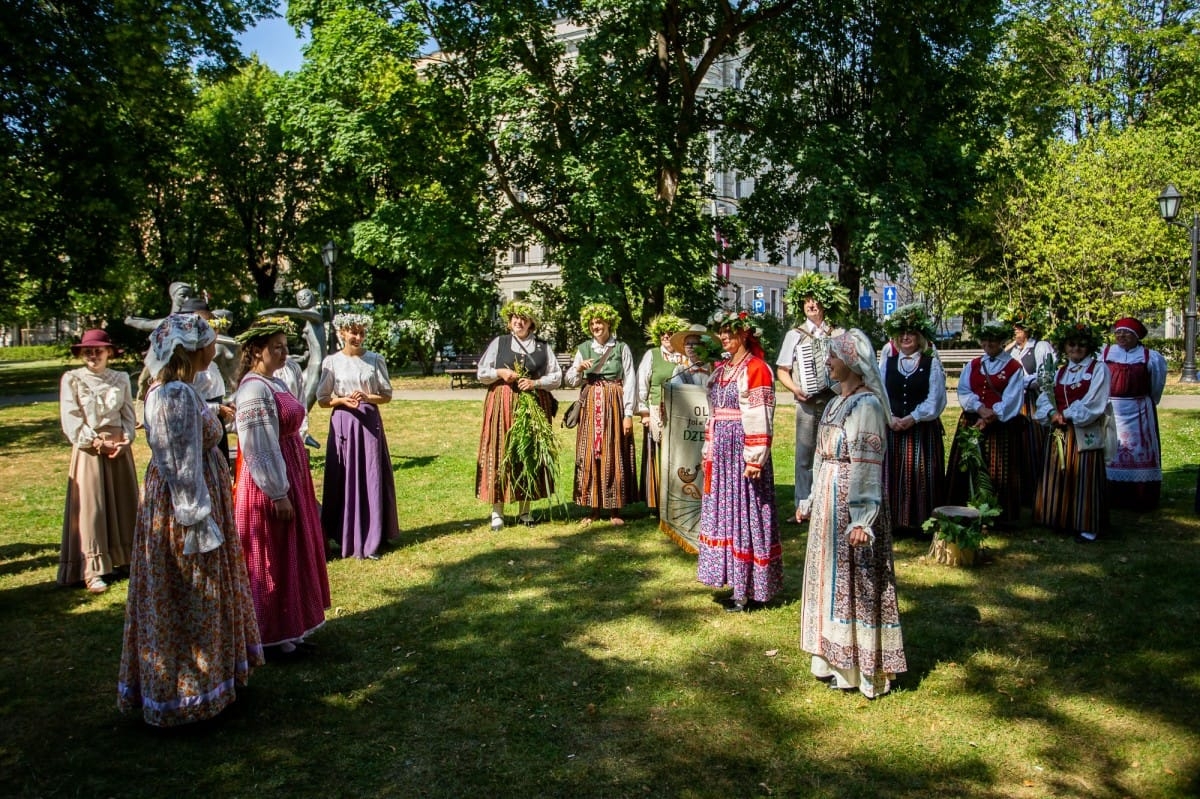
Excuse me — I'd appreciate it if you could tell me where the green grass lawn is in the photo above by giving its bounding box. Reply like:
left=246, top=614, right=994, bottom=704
left=0, top=395, right=1198, bottom=798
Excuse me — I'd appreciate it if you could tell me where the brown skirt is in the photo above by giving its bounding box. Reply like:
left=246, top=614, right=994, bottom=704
left=58, top=428, right=139, bottom=585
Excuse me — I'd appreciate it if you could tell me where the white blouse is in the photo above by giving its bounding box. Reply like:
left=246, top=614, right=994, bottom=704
left=476, top=335, right=562, bottom=389
left=957, top=353, right=1025, bottom=422
left=1035, top=356, right=1111, bottom=426
left=317, top=351, right=392, bottom=402
left=60, top=367, right=136, bottom=448
left=234, top=375, right=292, bottom=501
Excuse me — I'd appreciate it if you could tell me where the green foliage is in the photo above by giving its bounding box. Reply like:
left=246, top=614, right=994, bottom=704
left=0, top=346, right=70, bottom=363
left=501, top=364, right=562, bottom=511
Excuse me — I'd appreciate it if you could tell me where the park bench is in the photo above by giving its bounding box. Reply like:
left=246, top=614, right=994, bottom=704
left=445, top=353, right=482, bottom=389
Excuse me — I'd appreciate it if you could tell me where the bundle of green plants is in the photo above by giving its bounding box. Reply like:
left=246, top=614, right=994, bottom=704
left=501, top=362, right=561, bottom=509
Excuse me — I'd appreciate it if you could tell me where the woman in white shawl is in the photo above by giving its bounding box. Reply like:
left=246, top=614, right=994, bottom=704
left=797, top=329, right=906, bottom=699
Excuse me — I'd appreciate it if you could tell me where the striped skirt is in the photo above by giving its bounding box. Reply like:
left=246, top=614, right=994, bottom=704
left=573, top=380, right=638, bottom=510
left=884, top=419, right=946, bottom=531
left=1034, top=425, right=1108, bottom=535
left=640, top=425, right=662, bottom=509
left=476, top=383, right=557, bottom=504
left=1018, top=390, right=1047, bottom=505
left=944, top=413, right=1023, bottom=523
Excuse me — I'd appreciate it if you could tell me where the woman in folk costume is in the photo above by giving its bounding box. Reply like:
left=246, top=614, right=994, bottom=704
left=475, top=300, right=562, bottom=530
left=118, top=314, right=262, bottom=726
left=667, top=324, right=717, bottom=388
left=1101, top=317, right=1166, bottom=510
left=945, top=321, right=1026, bottom=523
left=1034, top=322, right=1110, bottom=543
left=797, top=329, right=905, bottom=698
left=317, top=312, right=399, bottom=559
left=234, top=318, right=330, bottom=653
left=696, top=311, right=781, bottom=612
left=1008, top=315, right=1057, bottom=505
left=58, top=329, right=138, bottom=594
left=878, top=304, right=947, bottom=533
left=636, top=314, right=688, bottom=514
left=566, top=303, right=639, bottom=525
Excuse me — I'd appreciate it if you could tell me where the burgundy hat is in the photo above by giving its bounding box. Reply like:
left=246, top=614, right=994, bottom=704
left=70, top=328, right=122, bottom=356
left=1112, top=317, right=1147, bottom=341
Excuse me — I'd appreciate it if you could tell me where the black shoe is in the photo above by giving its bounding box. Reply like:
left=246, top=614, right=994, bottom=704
left=724, top=600, right=748, bottom=613
left=1073, top=532, right=1098, bottom=544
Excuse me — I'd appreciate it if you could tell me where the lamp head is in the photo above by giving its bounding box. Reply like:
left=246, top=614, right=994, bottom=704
left=321, top=240, right=339, bottom=268
left=1159, top=184, right=1183, bottom=223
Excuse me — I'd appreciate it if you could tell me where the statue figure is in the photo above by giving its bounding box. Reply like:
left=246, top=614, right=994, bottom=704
left=258, top=286, right=327, bottom=415
left=124, top=280, right=195, bottom=333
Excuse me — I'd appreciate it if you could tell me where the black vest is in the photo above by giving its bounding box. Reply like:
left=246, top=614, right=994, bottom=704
left=884, top=351, right=933, bottom=418
left=494, top=335, right=549, bottom=378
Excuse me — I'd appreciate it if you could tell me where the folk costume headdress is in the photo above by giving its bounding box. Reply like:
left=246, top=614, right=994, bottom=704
left=500, top=299, right=540, bottom=332
left=1112, top=317, right=1148, bottom=341
left=145, top=313, right=216, bottom=378
left=332, top=311, right=373, bottom=331
left=974, top=320, right=1014, bottom=342
left=579, top=302, right=620, bottom=334
left=709, top=309, right=766, bottom=359
left=882, top=303, right=937, bottom=347
left=235, top=315, right=295, bottom=346
left=829, top=328, right=892, bottom=425
left=783, top=273, right=851, bottom=323
left=645, top=314, right=689, bottom=346
left=1049, top=321, right=1106, bottom=355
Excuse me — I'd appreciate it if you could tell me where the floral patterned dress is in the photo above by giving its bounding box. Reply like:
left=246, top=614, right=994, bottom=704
left=696, top=355, right=781, bottom=603
left=118, top=381, right=263, bottom=727
left=798, top=390, right=905, bottom=698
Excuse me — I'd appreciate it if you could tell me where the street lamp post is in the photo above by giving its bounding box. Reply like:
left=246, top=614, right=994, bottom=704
left=1157, top=184, right=1199, bottom=383
left=320, top=240, right=339, bottom=352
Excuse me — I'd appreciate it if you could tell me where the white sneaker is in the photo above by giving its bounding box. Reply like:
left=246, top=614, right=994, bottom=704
left=490, top=512, right=504, bottom=531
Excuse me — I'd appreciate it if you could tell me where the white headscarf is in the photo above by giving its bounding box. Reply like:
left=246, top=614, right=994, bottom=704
left=145, top=313, right=216, bottom=380
left=830, top=328, right=891, bottom=425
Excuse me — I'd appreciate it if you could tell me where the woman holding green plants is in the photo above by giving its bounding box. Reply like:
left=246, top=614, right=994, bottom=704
left=797, top=329, right=905, bottom=699
left=1033, top=323, right=1110, bottom=543
left=565, top=302, right=638, bottom=525
left=475, top=300, right=562, bottom=530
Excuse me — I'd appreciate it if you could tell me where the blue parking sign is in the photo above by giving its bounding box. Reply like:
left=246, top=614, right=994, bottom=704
left=752, top=298, right=766, bottom=314
left=883, top=300, right=897, bottom=315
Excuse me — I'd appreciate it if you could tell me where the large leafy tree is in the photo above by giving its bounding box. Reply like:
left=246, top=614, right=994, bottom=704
left=404, top=0, right=807, bottom=337
left=282, top=2, right=500, bottom=350
left=0, top=0, right=273, bottom=331
left=721, top=0, right=1004, bottom=300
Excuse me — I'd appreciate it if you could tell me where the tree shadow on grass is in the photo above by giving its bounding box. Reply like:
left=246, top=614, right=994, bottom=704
left=0, top=541, right=58, bottom=578
left=0, top=417, right=62, bottom=453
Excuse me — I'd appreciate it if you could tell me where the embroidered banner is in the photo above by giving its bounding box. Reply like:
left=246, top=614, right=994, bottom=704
left=659, top=383, right=710, bottom=553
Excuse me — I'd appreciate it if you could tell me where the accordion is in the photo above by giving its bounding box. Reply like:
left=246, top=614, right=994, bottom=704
left=792, top=335, right=833, bottom=397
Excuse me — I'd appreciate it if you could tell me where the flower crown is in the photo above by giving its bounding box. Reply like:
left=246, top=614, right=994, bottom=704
left=235, top=315, right=295, bottom=344
left=709, top=309, right=764, bottom=339
left=206, top=315, right=231, bottom=333
left=1048, top=320, right=1105, bottom=352
left=333, top=311, right=373, bottom=331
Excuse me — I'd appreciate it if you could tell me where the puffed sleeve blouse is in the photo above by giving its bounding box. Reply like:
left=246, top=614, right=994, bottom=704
left=60, top=367, right=137, bottom=447
left=234, top=375, right=290, bottom=501
left=316, top=351, right=393, bottom=402
left=144, top=380, right=223, bottom=554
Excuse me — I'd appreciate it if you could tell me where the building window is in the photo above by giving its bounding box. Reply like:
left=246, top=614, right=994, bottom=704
left=512, top=246, right=527, bottom=265
left=770, top=288, right=778, bottom=315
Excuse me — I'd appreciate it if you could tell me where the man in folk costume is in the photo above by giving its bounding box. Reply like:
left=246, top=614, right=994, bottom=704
left=1101, top=317, right=1166, bottom=510
left=945, top=321, right=1026, bottom=523
left=1007, top=315, right=1056, bottom=506
left=775, top=273, right=848, bottom=521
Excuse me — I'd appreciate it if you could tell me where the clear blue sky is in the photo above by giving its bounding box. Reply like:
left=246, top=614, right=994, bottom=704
left=238, top=11, right=307, bottom=74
